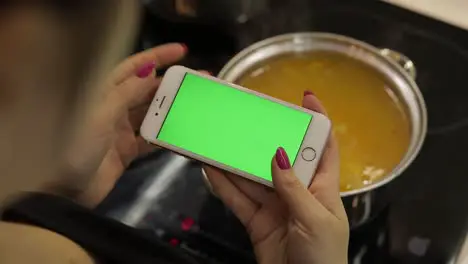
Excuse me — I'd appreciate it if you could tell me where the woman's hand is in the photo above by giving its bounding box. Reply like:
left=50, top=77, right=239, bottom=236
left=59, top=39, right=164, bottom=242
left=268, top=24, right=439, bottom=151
left=204, top=92, right=349, bottom=264
left=51, top=43, right=195, bottom=207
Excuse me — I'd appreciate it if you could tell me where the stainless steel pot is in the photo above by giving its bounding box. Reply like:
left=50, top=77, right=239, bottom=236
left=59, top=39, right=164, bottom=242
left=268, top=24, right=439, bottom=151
left=209, top=32, right=427, bottom=229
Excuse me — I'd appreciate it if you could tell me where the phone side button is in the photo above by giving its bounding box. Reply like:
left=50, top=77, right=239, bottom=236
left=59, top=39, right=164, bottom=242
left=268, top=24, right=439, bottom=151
left=301, top=147, right=316, bottom=162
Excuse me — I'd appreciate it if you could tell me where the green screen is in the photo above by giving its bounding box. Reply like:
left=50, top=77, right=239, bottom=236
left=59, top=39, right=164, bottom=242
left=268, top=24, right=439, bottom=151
left=157, top=73, right=312, bottom=182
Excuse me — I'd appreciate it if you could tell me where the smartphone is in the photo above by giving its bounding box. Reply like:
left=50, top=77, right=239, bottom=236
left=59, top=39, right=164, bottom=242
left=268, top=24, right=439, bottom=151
left=140, top=66, right=331, bottom=187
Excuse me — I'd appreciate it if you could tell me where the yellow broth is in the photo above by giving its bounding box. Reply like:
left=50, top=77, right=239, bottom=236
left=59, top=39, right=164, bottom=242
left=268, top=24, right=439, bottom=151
left=237, top=51, right=411, bottom=191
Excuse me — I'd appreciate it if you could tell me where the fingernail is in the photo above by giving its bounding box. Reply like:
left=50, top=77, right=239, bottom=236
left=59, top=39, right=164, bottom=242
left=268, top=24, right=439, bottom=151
left=275, top=147, right=291, bottom=170
left=181, top=43, right=189, bottom=53
left=137, top=62, right=156, bottom=78
left=303, top=90, right=314, bottom=97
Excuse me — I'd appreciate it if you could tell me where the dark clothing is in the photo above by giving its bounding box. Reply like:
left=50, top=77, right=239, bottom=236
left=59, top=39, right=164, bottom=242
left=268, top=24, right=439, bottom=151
left=2, top=193, right=198, bottom=264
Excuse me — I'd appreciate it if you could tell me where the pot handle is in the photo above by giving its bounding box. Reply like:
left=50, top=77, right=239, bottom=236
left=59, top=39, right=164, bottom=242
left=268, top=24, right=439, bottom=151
left=380, top=48, right=417, bottom=79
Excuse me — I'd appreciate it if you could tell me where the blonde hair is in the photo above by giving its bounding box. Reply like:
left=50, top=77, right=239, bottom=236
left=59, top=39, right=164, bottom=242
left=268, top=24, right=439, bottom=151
left=0, top=1, right=139, bottom=204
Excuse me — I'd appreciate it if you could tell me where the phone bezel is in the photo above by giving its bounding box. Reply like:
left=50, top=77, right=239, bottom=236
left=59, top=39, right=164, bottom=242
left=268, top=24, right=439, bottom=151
left=140, top=65, right=331, bottom=187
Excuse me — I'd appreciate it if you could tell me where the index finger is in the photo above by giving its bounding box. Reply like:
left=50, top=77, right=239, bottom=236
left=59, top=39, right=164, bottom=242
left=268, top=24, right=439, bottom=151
left=110, top=43, right=187, bottom=85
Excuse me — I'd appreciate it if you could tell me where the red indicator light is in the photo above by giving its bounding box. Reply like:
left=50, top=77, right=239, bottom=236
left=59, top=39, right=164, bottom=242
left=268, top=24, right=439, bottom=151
left=181, top=217, right=195, bottom=231
left=169, top=238, right=179, bottom=246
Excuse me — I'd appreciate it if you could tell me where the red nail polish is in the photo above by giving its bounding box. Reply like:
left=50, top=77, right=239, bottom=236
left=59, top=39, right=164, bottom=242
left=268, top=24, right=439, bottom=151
left=181, top=43, right=189, bottom=53
left=275, top=147, right=291, bottom=170
left=304, top=90, right=314, bottom=97
left=137, top=62, right=156, bottom=78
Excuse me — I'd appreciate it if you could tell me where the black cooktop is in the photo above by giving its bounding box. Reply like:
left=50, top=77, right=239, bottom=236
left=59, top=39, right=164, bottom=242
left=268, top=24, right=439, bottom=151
left=98, top=1, right=468, bottom=263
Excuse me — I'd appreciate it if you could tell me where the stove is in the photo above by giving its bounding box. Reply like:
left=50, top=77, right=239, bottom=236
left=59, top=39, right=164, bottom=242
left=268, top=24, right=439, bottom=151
left=97, top=1, right=468, bottom=263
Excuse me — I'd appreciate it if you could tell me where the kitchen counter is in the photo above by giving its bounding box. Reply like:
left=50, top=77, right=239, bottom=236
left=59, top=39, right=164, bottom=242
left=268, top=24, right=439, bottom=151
left=385, top=0, right=468, bottom=30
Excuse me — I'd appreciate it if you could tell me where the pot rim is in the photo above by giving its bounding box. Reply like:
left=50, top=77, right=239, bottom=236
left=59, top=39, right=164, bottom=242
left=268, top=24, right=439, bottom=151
left=218, top=32, right=428, bottom=197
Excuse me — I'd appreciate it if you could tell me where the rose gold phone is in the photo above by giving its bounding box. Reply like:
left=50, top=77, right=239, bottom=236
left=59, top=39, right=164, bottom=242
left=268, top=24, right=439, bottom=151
left=140, top=66, right=331, bottom=187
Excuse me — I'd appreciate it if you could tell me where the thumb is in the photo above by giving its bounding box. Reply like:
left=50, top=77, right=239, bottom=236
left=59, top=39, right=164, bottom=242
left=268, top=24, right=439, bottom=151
left=272, top=147, right=326, bottom=221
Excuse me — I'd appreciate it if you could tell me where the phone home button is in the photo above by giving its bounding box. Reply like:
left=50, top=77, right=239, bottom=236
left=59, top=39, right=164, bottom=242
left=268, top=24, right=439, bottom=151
left=301, top=147, right=316, bottom=161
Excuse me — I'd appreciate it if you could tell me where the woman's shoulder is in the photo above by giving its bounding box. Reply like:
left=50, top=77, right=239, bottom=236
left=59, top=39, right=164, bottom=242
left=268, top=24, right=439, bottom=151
left=0, top=221, right=94, bottom=264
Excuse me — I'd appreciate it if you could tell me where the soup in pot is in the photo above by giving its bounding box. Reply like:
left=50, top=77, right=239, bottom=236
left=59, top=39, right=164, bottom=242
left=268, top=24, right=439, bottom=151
left=237, top=51, right=411, bottom=191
